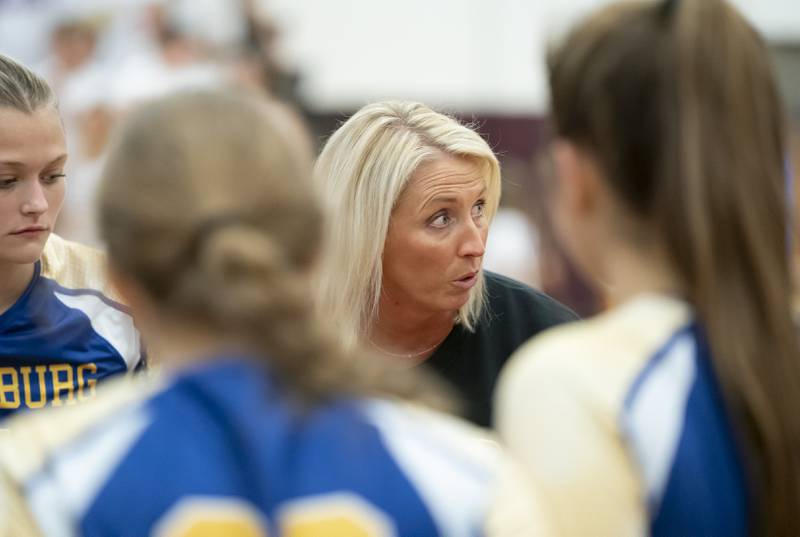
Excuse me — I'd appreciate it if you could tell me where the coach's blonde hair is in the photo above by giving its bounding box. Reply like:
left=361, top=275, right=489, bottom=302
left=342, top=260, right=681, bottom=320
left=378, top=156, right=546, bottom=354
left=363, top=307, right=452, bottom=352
left=315, top=101, right=501, bottom=349
left=97, top=91, right=439, bottom=403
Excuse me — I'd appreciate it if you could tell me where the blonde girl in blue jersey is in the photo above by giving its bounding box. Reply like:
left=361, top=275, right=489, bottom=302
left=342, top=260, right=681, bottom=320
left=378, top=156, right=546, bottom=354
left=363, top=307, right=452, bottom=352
left=497, top=0, right=800, bottom=535
left=0, top=90, right=546, bottom=536
left=0, top=54, right=143, bottom=419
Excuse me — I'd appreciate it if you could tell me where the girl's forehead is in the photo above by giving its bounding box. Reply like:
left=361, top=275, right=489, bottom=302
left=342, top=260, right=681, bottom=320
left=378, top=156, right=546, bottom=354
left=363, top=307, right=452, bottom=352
left=0, top=107, right=66, bottom=162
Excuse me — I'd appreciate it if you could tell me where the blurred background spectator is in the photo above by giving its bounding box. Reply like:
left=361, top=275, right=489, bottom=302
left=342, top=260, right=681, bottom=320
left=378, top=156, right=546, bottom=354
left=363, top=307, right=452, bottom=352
left=1, top=0, right=798, bottom=316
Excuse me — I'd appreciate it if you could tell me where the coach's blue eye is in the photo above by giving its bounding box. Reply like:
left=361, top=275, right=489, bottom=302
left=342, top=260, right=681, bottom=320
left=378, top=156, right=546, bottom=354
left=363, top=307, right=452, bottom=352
left=472, top=201, right=485, bottom=219
left=430, top=212, right=452, bottom=228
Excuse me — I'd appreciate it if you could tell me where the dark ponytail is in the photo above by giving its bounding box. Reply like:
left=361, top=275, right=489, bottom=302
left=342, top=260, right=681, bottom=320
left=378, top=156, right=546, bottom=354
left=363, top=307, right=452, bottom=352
left=549, top=1, right=800, bottom=533
left=664, top=5, right=799, bottom=531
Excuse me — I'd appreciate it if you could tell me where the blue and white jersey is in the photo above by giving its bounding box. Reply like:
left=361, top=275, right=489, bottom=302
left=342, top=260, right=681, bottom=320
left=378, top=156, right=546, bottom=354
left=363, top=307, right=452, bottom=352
left=0, top=355, right=547, bottom=537
left=0, top=234, right=144, bottom=419
left=497, top=294, right=748, bottom=537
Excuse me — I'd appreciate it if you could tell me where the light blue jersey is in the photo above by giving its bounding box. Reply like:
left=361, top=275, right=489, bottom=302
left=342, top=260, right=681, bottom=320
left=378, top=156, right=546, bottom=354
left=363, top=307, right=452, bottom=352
left=0, top=235, right=144, bottom=418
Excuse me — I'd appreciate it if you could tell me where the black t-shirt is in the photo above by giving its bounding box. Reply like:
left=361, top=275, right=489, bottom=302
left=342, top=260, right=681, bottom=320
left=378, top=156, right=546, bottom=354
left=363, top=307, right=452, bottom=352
left=425, top=271, right=579, bottom=427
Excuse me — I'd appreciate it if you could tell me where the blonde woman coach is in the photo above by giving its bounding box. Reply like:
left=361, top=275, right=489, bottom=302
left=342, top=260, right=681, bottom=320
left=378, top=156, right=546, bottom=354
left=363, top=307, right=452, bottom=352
left=315, top=101, right=577, bottom=426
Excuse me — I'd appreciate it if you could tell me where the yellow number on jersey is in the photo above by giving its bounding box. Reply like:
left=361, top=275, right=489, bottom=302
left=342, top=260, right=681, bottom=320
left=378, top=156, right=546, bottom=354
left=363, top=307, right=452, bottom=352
left=281, top=493, right=394, bottom=537
left=153, top=498, right=268, bottom=537
left=154, top=494, right=395, bottom=537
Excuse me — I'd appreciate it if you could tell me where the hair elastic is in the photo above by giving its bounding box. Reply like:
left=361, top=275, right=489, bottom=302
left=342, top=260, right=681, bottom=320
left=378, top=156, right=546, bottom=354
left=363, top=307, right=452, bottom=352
left=183, top=213, right=248, bottom=262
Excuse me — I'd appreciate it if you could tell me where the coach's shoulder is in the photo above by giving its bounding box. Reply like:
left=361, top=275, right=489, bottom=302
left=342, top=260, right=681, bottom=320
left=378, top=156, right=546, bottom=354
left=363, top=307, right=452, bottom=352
left=484, top=271, right=580, bottom=327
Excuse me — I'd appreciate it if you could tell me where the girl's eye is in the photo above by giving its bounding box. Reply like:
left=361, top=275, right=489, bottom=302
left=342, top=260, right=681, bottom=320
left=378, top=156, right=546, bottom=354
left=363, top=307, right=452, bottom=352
left=41, top=173, right=66, bottom=185
left=472, top=201, right=485, bottom=218
left=0, top=178, right=17, bottom=190
left=430, top=213, right=451, bottom=228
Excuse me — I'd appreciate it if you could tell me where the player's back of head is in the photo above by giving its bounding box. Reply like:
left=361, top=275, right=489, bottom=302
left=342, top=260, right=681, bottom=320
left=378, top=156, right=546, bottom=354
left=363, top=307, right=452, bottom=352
left=100, top=90, right=368, bottom=401
left=545, top=0, right=800, bottom=534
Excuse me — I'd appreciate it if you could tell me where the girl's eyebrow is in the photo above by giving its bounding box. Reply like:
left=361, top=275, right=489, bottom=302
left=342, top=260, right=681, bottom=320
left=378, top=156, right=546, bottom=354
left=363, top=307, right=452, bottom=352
left=0, top=154, right=68, bottom=168
left=46, top=154, right=68, bottom=166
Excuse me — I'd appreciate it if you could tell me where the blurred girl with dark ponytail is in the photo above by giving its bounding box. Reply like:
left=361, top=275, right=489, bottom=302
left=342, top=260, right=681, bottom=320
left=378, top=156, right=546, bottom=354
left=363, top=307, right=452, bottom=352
left=497, top=0, right=800, bottom=535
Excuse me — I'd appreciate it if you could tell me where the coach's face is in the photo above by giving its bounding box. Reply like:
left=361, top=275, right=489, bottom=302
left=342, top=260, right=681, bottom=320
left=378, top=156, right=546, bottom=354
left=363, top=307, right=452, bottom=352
left=0, top=105, right=66, bottom=266
left=381, top=153, right=488, bottom=316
